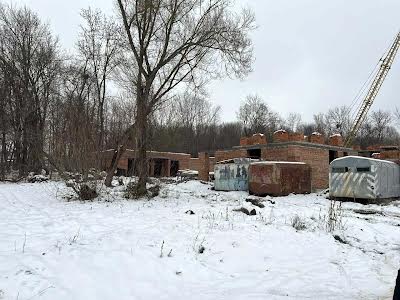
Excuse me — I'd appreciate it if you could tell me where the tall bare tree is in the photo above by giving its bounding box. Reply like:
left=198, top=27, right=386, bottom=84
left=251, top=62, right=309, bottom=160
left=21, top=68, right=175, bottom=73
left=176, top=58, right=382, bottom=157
left=370, top=109, right=392, bottom=143
left=325, top=105, right=351, bottom=137
left=237, top=94, right=280, bottom=137
left=78, top=8, right=121, bottom=152
left=286, top=112, right=302, bottom=133
left=394, top=107, right=400, bottom=130
left=111, top=0, right=255, bottom=193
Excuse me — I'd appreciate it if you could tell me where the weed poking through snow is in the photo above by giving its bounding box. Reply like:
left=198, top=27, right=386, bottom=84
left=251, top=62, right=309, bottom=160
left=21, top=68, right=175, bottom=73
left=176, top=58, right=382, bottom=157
left=291, top=215, right=307, bottom=231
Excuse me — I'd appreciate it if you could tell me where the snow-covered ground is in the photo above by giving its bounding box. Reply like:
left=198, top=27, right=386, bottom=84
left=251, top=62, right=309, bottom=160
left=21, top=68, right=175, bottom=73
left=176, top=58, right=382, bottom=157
left=0, top=180, right=399, bottom=300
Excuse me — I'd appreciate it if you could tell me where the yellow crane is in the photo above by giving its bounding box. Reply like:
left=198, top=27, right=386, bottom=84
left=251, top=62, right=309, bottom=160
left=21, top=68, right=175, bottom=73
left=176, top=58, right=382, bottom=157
left=344, top=31, right=400, bottom=148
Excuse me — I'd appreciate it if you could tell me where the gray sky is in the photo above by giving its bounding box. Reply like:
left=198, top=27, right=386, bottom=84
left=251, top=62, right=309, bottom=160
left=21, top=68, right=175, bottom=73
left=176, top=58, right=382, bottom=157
left=11, top=0, right=400, bottom=123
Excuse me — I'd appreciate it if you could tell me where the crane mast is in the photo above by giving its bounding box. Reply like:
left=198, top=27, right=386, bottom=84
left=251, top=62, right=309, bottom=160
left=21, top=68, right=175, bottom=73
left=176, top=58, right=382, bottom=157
left=344, top=31, right=400, bottom=148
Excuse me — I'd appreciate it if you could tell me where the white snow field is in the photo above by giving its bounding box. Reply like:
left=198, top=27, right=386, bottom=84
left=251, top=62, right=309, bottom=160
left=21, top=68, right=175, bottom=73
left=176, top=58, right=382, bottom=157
left=0, top=180, right=399, bottom=300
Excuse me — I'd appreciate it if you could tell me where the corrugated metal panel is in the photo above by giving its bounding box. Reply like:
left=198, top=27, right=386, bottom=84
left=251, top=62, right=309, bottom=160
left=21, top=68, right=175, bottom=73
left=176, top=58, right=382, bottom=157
left=329, top=156, right=400, bottom=200
left=214, top=161, right=250, bottom=191
left=249, top=162, right=311, bottom=196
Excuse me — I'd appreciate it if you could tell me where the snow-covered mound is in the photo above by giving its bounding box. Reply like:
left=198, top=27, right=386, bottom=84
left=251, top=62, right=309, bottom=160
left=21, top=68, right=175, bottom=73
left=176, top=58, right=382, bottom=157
left=0, top=181, right=399, bottom=299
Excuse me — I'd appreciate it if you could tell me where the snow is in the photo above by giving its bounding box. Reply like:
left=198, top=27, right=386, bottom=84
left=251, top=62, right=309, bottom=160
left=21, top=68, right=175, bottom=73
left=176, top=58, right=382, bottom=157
left=273, top=129, right=287, bottom=134
left=0, top=180, right=399, bottom=300
left=329, top=133, right=342, bottom=138
left=311, top=132, right=322, bottom=136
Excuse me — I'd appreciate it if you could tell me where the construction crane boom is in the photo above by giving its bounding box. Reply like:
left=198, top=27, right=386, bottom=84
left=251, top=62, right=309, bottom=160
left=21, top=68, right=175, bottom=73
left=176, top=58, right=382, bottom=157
left=344, top=31, right=400, bottom=147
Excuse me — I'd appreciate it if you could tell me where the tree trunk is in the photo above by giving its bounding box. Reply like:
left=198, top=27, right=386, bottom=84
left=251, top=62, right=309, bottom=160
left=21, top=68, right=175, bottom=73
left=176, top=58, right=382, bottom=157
left=0, top=131, right=5, bottom=180
left=135, top=92, right=148, bottom=196
left=104, top=122, right=136, bottom=187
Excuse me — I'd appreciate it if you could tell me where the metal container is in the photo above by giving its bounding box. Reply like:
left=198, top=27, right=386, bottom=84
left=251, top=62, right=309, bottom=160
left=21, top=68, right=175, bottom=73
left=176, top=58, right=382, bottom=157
left=249, top=161, right=311, bottom=196
left=214, top=158, right=252, bottom=191
left=329, top=156, right=400, bottom=200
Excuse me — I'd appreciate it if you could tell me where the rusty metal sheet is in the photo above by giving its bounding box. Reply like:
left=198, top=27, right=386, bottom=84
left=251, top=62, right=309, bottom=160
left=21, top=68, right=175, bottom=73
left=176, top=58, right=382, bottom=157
left=249, top=162, right=311, bottom=196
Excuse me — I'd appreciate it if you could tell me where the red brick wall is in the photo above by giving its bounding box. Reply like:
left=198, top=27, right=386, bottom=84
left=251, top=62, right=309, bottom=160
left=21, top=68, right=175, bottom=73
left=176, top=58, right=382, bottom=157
left=381, top=150, right=400, bottom=159
left=240, top=137, right=248, bottom=146
left=102, top=149, right=191, bottom=172
left=189, top=157, right=215, bottom=172
left=289, top=132, right=304, bottom=142
left=263, top=145, right=329, bottom=190
left=309, top=133, right=325, bottom=144
left=215, top=149, right=248, bottom=162
left=274, top=131, right=289, bottom=142
left=328, top=135, right=344, bottom=147
left=198, top=152, right=210, bottom=181
left=248, top=134, right=267, bottom=145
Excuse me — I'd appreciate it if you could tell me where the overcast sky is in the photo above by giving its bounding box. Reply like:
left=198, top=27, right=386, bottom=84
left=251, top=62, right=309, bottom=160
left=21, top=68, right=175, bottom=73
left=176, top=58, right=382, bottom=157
left=10, top=0, right=400, bottom=123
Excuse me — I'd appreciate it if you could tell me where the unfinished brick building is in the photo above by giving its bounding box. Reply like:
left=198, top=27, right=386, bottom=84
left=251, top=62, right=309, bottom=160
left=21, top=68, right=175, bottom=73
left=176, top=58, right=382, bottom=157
left=102, top=149, right=215, bottom=179
left=214, top=131, right=357, bottom=191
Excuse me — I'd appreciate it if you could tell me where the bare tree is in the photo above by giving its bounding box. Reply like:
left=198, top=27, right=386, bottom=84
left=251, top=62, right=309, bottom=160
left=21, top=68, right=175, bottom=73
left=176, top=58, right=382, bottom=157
left=394, top=107, right=400, bottom=129
left=237, top=94, right=276, bottom=136
left=150, top=90, right=220, bottom=155
left=370, top=109, right=392, bottom=143
left=111, top=0, right=255, bottom=193
left=313, top=113, right=327, bottom=135
left=0, top=4, right=60, bottom=175
left=325, top=105, right=351, bottom=137
left=78, top=8, right=121, bottom=152
left=286, top=112, right=302, bottom=132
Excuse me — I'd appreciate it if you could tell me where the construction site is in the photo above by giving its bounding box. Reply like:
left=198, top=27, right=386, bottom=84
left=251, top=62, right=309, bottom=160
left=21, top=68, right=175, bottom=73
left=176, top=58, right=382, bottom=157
left=2, top=2, right=400, bottom=299
left=101, top=31, right=400, bottom=202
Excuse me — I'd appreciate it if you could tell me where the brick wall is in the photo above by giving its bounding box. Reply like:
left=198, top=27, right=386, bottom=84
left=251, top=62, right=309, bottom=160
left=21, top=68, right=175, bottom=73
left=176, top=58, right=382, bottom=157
left=102, top=149, right=191, bottom=173
left=248, top=133, right=267, bottom=145
left=381, top=150, right=400, bottom=160
left=309, top=133, right=325, bottom=144
left=198, top=152, right=210, bottom=181
left=190, top=157, right=215, bottom=172
left=289, top=132, right=304, bottom=142
left=263, top=145, right=329, bottom=190
left=273, top=130, right=289, bottom=142
left=240, top=137, right=248, bottom=146
left=328, top=135, right=344, bottom=147
left=215, top=149, right=248, bottom=162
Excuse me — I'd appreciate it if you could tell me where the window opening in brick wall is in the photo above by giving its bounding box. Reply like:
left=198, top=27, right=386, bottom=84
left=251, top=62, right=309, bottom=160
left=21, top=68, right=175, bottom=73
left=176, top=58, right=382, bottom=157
left=128, top=159, right=137, bottom=176
left=329, top=150, right=338, bottom=163
left=153, top=159, right=164, bottom=177
left=170, top=160, right=179, bottom=176
left=247, top=148, right=261, bottom=159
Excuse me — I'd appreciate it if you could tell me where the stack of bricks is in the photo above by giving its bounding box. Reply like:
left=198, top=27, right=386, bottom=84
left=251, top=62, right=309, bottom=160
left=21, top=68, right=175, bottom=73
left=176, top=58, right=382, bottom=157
left=248, top=133, right=267, bottom=145
left=328, top=134, right=343, bottom=147
left=240, top=134, right=267, bottom=146
left=289, top=132, right=304, bottom=142
left=309, top=132, right=324, bottom=144
left=273, top=130, right=289, bottom=143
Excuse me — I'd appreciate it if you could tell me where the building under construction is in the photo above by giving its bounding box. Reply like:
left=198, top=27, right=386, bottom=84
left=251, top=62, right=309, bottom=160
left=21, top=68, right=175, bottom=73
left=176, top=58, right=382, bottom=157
left=102, top=31, right=400, bottom=198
